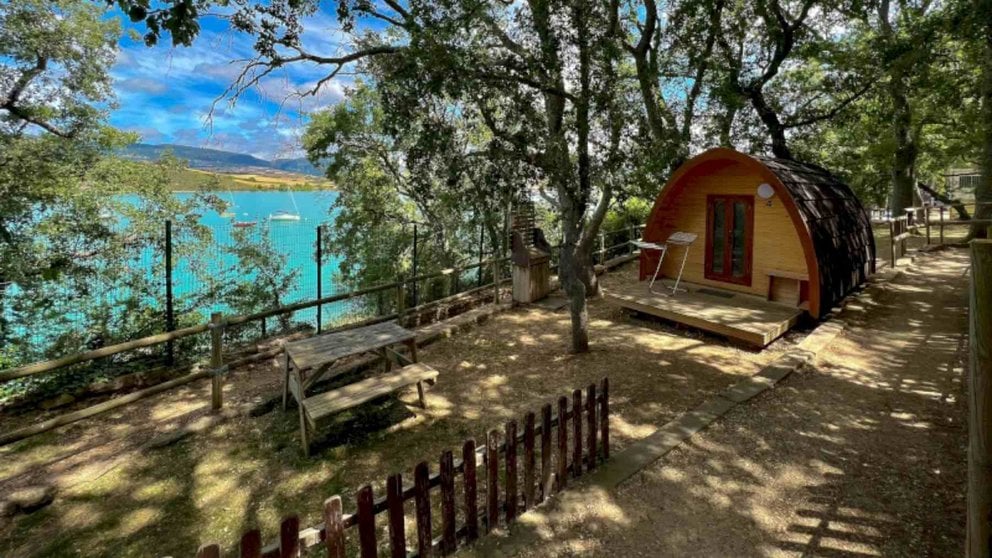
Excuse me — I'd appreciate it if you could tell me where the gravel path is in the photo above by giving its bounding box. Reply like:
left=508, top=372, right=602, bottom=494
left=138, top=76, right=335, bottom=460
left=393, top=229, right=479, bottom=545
left=479, top=247, right=970, bottom=557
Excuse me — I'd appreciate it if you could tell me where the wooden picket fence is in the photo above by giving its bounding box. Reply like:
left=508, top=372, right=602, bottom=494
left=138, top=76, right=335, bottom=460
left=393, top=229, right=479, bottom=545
left=193, top=377, right=610, bottom=558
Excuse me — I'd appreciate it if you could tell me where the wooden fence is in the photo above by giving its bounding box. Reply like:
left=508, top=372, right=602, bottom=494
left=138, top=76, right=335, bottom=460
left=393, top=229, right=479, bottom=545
left=0, top=223, right=644, bottom=448
left=193, top=378, right=610, bottom=558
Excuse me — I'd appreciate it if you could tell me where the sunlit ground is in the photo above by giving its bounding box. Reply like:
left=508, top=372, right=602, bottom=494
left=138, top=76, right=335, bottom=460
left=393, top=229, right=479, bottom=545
left=476, top=247, right=969, bottom=557
left=0, top=262, right=802, bottom=558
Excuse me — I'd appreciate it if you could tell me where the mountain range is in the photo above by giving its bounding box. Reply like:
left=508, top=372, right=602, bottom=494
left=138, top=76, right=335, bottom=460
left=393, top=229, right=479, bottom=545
left=123, top=143, right=324, bottom=177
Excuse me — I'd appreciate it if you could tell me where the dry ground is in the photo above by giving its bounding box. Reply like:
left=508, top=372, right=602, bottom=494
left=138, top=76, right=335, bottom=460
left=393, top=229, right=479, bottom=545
left=0, top=264, right=803, bottom=558
left=480, top=247, right=970, bottom=557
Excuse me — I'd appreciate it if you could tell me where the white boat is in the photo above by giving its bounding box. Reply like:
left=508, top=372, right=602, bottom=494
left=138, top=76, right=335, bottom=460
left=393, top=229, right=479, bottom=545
left=269, top=210, right=301, bottom=222
left=268, top=191, right=302, bottom=222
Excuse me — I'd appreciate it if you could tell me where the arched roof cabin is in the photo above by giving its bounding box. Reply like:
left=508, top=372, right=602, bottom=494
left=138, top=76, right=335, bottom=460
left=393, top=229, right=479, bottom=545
left=639, top=148, right=874, bottom=320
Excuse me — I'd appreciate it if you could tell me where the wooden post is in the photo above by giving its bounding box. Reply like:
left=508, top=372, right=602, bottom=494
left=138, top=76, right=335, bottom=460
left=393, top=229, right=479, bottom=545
left=439, top=451, right=456, bottom=554
left=925, top=206, right=931, bottom=244
left=396, top=281, right=406, bottom=324
left=279, top=515, right=300, bottom=558
left=505, top=420, right=518, bottom=522
left=889, top=219, right=896, bottom=268
left=209, top=312, right=224, bottom=411
left=463, top=439, right=479, bottom=542
left=486, top=429, right=499, bottom=532
left=386, top=474, right=406, bottom=558
left=940, top=206, right=946, bottom=244
left=357, top=485, right=378, bottom=558
left=968, top=239, right=992, bottom=557
left=165, top=220, right=175, bottom=365
left=492, top=259, right=500, bottom=305
left=324, top=496, right=346, bottom=558
left=316, top=225, right=323, bottom=333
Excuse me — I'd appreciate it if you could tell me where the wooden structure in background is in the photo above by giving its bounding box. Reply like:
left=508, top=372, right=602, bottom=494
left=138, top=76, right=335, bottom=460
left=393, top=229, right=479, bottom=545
left=510, top=201, right=552, bottom=303
left=195, top=378, right=610, bottom=558
left=968, top=240, right=992, bottom=557
left=635, top=148, right=874, bottom=323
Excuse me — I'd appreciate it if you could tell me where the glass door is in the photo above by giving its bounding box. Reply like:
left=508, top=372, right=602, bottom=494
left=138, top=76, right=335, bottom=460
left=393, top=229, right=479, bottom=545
left=705, top=195, right=754, bottom=285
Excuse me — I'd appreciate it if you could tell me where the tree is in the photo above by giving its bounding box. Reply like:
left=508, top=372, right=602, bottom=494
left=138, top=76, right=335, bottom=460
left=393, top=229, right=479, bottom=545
left=712, top=0, right=872, bottom=159
left=972, top=0, right=992, bottom=238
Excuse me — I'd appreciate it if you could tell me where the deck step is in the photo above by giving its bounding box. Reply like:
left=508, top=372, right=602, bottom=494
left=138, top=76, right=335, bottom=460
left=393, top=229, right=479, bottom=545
left=303, top=363, right=439, bottom=425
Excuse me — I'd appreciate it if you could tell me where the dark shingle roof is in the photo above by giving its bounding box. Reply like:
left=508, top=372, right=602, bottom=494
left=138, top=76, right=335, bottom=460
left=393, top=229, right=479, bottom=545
left=757, top=156, right=876, bottom=316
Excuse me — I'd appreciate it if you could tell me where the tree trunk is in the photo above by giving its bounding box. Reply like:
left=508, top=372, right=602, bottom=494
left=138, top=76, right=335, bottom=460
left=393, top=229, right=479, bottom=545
left=889, top=75, right=917, bottom=215
left=748, top=88, right=792, bottom=159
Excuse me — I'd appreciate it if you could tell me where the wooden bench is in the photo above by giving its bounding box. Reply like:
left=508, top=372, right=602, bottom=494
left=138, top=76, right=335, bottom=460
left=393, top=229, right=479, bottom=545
left=297, top=363, right=439, bottom=455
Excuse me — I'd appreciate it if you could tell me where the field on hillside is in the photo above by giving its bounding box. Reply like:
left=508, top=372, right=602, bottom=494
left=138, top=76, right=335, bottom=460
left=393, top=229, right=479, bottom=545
left=165, top=166, right=334, bottom=192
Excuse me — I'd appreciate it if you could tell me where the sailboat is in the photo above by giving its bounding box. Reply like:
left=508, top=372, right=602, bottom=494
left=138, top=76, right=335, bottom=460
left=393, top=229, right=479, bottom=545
left=269, top=190, right=302, bottom=222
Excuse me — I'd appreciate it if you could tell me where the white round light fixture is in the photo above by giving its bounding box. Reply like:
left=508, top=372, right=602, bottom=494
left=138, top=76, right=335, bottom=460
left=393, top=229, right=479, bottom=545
left=757, top=183, right=775, bottom=200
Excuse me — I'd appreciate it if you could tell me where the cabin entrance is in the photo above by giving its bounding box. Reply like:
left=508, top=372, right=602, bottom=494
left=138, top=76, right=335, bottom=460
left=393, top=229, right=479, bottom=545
left=705, top=194, right=754, bottom=286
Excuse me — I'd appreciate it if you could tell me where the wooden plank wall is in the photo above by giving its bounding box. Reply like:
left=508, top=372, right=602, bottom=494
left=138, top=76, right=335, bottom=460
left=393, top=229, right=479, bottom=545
left=649, top=162, right=809, bottom=299
left=194, top=377, right=610, bottom=558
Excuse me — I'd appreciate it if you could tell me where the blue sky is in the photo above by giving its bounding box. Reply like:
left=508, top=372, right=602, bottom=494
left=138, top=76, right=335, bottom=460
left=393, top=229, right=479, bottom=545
left=109, top=9, right=356, bottom=159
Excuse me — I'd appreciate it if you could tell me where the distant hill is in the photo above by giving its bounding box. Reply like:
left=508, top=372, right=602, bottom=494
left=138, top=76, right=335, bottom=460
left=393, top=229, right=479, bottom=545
left=123, top=143, right=324, bottom=177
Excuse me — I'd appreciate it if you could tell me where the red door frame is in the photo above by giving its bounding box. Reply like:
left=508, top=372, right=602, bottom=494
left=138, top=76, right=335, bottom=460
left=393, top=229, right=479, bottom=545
left=704, top=194, right=754, bottom=286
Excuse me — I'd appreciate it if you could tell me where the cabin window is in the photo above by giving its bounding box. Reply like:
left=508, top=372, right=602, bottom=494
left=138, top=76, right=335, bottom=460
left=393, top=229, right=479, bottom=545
left=705, top=195, right=753, bottom=286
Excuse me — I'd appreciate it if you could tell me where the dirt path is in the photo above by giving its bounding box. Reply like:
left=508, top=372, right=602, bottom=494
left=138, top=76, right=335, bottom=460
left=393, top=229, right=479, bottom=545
left=481, top=247, right=970, bottom=557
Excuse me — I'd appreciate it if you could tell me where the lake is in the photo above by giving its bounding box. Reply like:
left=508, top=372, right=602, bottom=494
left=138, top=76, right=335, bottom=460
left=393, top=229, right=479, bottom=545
left=172, top=190, right=347, bottom=326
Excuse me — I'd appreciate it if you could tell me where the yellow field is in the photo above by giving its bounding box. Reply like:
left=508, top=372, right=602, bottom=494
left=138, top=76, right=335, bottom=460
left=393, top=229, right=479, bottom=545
left=167, top=166, right=335, bottom=192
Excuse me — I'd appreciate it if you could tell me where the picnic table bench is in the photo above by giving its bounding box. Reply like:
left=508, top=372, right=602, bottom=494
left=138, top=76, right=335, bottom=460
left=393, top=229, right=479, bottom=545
left=282, top=321, right=438, bottom=455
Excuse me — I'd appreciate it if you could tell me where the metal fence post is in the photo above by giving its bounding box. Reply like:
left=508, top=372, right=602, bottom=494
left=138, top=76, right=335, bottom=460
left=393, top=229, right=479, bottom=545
left=165, top=220, right=175, bottom=365
left=210, top=312, right=225, bottom=411
left=316, top=225, right=323, bottom=334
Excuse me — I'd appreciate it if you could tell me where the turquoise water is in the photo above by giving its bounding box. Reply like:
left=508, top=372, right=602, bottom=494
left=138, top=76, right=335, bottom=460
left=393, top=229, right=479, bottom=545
left=172, top=190, right=347, bottom=325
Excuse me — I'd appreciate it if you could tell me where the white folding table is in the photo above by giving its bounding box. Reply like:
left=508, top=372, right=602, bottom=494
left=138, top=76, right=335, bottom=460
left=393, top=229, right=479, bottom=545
left=632, top=232, right=698, bottom=295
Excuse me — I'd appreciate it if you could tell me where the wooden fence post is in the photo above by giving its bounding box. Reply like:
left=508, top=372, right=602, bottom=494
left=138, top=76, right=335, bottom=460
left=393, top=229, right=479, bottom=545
left=492, top=259, right=500, bottom=305
left=572, top=389, right=583, bottom=478
left=968, top=239, right=992, bottom=558
left=540, top=404, right=552, bottom=501
left=396, top=281, right=406, bottom=324
left=279, top=515, right=300, bottom=558
left=357, top=485, right=377, bottom=558
left=940, top=206, right=946, bottom=244
left=889, top=219, right=896, bottom=268
left=440, top=451, right=457, bottom=554
left=462, top=439, right=479, bottom=542
left=925, top=206, right=931, bottom=245
left=486, top=430, right=499, bottom=532
left=556, top=396, right=568, bottom=491
left=386, top=474, right=405, bottom=558
left=209, top=312, right=224, bottom=411
left=324, top=496, right=346, bottom=558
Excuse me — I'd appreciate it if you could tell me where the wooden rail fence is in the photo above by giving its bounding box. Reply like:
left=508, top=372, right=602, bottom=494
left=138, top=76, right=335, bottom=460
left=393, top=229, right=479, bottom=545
left=193, top=378, right=610, bottom=558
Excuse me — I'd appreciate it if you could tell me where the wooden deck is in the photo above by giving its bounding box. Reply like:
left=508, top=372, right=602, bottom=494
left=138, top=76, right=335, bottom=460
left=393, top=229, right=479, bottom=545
left=603, top=281, right=803, bottom=347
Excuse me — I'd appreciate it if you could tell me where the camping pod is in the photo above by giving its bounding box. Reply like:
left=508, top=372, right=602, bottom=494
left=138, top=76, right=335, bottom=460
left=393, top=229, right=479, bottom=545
left=639, top=147, right=875, bottom=320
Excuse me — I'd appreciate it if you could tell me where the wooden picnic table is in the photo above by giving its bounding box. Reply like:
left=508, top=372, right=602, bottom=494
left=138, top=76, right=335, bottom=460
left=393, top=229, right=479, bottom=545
left=282, top=320, right=418, bottom=409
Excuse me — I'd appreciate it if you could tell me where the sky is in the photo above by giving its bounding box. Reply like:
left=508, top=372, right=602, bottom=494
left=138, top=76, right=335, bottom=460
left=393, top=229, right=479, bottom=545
left=109, top=9, right=358, bottom=160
